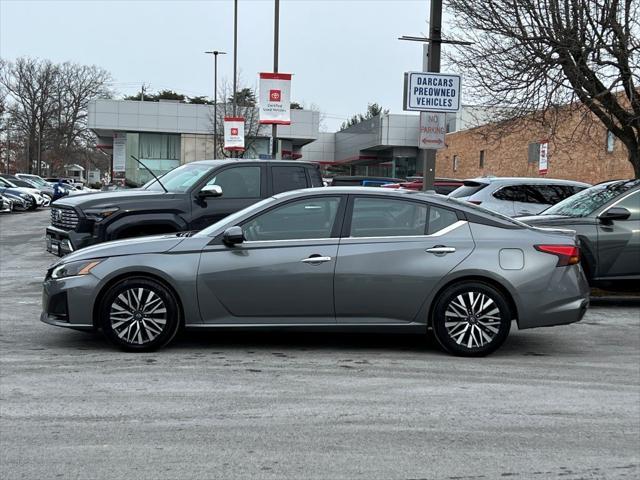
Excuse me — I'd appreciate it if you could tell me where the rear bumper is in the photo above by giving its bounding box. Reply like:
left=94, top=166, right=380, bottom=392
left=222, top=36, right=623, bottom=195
left=517, top=264, right=591, bottom=329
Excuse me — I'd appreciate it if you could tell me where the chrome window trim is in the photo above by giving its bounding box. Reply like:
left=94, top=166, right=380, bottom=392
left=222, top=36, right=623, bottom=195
left=238, top=220, right=467, bottom=244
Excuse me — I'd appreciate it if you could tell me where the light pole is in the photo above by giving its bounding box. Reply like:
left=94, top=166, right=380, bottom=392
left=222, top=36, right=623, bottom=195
left=272, top=0, right=280, bottom=159
left=205, top=50, right=227, bottom=159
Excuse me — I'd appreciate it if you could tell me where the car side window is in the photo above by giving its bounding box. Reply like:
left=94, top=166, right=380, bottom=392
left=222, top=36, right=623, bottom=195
left=428, top=206, right=459, bottom=234
left=494, top=186, right=527, bottom=202
left=243, top=196, right=341, bottom=241
left=309, top=168, right=324, bottom=187
left=613, top=191, right=640, bottom=220
left=350, top=197, right=428, bottom=237
left=206, top=166, right=261, bottom=198
left=272, top=166, right=309, bottom=194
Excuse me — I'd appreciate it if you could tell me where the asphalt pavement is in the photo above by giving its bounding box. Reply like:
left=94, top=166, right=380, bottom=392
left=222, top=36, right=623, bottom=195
left=1, top=209, right=639, bottom=480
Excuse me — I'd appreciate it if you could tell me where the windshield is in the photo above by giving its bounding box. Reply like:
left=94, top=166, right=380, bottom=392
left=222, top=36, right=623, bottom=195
left=143, top=163, right=213, bottom=193
left=543, top=180, right=640, bottom=217
left=195, top=197, right=275, bottom=237
left=19, top=175, right=47, bottom=187
left=0, top=178, right=17, bottom=188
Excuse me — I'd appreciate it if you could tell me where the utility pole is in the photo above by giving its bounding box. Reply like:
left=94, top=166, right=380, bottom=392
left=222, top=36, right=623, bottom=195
left=272, top=0, right=280, bottom=159
left=140, top=84, right=146, bottom=101
left=421, top=0, right=442, bottom=191
left=205, top=50, right=227, bottom=159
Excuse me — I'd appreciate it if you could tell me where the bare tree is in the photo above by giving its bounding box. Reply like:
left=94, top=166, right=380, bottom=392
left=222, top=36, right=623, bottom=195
left=0, top=57, right=112, bottom=175
left=210, top=80, right=266, bottom=158
left=446, top=0, right=640, bottom=177
left=1, top=58, right=58, bottom=173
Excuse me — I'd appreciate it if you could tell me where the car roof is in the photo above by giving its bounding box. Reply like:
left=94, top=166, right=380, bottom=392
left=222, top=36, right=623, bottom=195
left=465, top=176, right=591, bottom=186
left=190, top=159, right=316, bottom=167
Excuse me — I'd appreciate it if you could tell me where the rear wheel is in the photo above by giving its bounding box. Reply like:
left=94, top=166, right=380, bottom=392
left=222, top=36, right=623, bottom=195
left=99, top=277, right=180, bottom=351
left=431, top=281, right=512, bottom=356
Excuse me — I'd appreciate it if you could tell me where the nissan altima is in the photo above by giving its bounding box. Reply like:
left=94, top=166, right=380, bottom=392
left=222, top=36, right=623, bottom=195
left=41, top=187, right=589, bottom=356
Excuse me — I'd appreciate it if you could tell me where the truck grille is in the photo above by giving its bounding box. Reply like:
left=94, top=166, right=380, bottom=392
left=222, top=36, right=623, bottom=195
left=51, top=207, right=79, bottom=230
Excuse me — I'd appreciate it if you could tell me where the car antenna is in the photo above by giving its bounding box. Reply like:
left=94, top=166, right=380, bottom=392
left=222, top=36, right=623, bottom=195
left=130, top=155, right=168, bottom=193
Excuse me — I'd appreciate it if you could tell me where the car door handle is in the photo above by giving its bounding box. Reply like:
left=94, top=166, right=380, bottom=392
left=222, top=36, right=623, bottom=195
left=301, top=256, right=332, bottom=264
left=426, top=246, right=456, bottom=254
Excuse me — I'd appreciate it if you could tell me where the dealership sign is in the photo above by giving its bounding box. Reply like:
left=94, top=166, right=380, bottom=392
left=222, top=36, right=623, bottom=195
left=112, top=132, right=126, bottom=172
left=539, top=141, right=549, bottom=175
left=404, top=72, right=461, bottom=112
left=259, top=72, right=292, bottom=125
left=224, top=117, right=245, bottom=151
left=419, top=112, right=446, bottom=150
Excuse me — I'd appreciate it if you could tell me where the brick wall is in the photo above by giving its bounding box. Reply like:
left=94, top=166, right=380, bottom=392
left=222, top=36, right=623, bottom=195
left=435, top=106, right=635, bottom=184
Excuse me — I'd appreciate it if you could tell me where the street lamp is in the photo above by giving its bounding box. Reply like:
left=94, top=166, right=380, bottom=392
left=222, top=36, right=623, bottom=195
left=204, top=50, right=227, bottom=159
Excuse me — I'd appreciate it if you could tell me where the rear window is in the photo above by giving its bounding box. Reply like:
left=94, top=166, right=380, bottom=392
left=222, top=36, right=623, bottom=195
left=272, top=166, right=309, bottom=194
left=309, top=167, right=324, bottom=187
left=449, top=181, right=488, bottom=198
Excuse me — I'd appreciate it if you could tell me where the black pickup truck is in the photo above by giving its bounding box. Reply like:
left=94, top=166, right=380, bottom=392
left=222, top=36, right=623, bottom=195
left=46, top=159, right=323, bottom=256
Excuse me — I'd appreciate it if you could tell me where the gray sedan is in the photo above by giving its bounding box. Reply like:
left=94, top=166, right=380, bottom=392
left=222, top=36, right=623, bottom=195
left=41, top=187, right=589, bottom=356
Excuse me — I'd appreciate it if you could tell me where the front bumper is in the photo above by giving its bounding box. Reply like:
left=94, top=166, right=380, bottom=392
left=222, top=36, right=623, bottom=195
left=41, top=275, right=97, bottom=330
left=45, top=226, right=95, bottom=257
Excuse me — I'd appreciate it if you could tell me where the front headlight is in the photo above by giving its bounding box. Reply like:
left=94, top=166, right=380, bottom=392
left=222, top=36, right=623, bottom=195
left=84, top=207, right=119, bottom=222
left=51, top=259, right=102, bottom=280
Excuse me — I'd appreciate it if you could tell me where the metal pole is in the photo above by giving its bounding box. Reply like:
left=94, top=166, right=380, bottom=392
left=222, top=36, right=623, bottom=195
left=422, top=0, right=442, bottom=191
left=5, top=130, right=10, bottom=174
left=233, top=0, right=238, bottom=158
left=272, top=0, right=280, bottom=159
left=214, top=52, right=218, bottom=159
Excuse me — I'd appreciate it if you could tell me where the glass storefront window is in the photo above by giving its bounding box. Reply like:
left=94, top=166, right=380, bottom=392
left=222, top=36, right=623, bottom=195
left=125, top=132, right=181, bottom=187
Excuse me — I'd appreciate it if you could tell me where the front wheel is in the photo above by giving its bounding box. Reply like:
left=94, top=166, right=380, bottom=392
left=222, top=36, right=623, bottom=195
left=99, top=277, right=181, bottom=351
left=431, top=282, right=512, bottom=357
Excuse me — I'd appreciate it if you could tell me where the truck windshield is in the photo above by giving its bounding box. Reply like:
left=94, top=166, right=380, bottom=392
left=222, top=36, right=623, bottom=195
left=143, top=163, right=213, bottom=193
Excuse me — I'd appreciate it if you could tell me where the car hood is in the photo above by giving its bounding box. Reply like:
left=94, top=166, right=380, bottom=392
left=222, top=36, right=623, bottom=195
left=53, top=234, right=187, bottom=265
left=53, top=189, right=169, bottom=208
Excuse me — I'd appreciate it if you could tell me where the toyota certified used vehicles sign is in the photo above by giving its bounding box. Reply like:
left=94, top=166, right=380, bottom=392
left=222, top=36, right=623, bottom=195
left=258, top=72, right=292, bottom=125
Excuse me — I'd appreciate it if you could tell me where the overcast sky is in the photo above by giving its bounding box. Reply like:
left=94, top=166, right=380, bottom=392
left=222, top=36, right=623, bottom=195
left=1, top=0, right=449, bottom=131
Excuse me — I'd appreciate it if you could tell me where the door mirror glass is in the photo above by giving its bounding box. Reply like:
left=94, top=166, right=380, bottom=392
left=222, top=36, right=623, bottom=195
left=223, top=226, right=245, bottom=245
left=598, top=206, right=631, bottom=222
left=199, top=184, right=223, bottom=198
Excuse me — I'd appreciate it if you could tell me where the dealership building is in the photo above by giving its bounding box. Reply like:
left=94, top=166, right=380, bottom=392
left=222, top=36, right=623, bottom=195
left=87, top=98, right=483, bottom=184
left=87, top=98, right=632, bottom=185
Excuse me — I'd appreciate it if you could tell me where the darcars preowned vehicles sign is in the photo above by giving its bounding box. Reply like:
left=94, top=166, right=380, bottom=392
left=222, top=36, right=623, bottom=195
left=404, top=72, right=461, bottom=113
left=224, top=117, right=245, bottom=151
left=259, top=73, right=292, bottom=125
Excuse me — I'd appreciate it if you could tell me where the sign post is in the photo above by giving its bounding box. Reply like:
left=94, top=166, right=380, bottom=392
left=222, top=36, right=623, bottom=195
left=223, top=117, right=245, bottom=153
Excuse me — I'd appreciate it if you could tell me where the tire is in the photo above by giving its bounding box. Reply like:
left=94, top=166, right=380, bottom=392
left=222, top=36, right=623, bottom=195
left=431, top=281, right=512, bottom=357
left=99, top=277, right=181, bottom=352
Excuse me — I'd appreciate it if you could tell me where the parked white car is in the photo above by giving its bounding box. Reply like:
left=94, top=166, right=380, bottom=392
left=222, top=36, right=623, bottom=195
left=448, top=177, right=591, bottom=217
left=0, top=177, right=49, bottom=207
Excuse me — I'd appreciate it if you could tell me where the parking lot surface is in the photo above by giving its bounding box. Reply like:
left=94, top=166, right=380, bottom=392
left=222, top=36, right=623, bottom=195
left=1, top=210, right=639, bottom=480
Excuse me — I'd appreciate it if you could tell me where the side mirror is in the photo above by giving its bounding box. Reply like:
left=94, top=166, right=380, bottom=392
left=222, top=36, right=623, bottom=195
left=598, top=206, right=631, bottom=223
left=223, top=226, right=244, bottom=246
left=199, top=184, right=223, bottom=198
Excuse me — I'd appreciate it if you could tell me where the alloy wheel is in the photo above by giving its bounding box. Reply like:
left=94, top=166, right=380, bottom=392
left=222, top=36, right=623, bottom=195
left=444, top=291, right=502, bottom=349
left=109, top=287, right=168, bottom=345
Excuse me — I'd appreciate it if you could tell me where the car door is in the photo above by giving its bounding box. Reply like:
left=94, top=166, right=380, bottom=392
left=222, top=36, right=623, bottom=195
left=270, top=165, right=310, bottom=194
left=334, top=196, right=475, bottom=324
left=197, top=195, right=346, bottom=324
left=189, top=164, right=267, bottom=231
left=595, top=190, right=640, bottom=279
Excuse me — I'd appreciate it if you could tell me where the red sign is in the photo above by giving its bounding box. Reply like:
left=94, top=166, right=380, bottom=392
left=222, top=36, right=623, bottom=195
left=269, top=89, right=281, bottom=102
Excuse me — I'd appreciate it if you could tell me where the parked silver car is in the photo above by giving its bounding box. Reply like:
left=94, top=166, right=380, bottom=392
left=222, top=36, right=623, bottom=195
left=41, top=187, right=589, bottom=356
left=449, top=177, right=590, bottom=216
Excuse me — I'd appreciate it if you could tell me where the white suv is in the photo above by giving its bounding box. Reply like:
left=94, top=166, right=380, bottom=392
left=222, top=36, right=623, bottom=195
left=449, top=177, right=591, bottom=217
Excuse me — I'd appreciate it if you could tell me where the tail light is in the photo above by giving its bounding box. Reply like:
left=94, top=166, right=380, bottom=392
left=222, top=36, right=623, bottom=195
left=468, top=200, right=482, bottom=205
left=535, top=245, right=580, bottom=266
